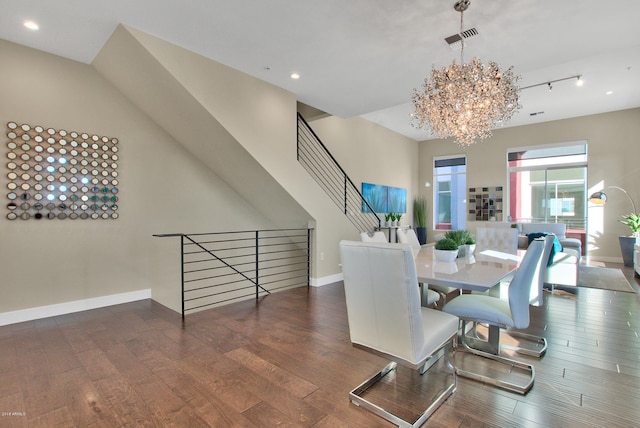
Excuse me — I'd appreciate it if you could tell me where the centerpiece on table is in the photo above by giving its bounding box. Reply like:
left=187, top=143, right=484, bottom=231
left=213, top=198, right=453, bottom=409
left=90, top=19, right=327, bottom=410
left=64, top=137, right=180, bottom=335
left=434, top=238, right=459, bottom=262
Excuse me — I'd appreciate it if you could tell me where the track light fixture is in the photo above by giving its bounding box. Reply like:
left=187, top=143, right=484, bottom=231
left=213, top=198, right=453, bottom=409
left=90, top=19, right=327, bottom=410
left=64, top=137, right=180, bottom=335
left=521, top=75, right=583, bottom=91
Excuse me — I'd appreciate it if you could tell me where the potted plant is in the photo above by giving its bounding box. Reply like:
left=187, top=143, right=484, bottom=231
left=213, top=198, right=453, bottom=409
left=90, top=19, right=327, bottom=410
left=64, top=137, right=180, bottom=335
left=393, top=212, right=402, bottom=227
left=619, top=213, right=640, bottom=266
left=384, top=213, right=392, bottom=227
left=620, top=213, right=640, bottom=237
left=413, top=197, right=427, bottom=244
left=444, top=230, right=473, bottom=257
left=434, top=238, right=459, bottom=262
left=464, top=236, right=476, bottom=256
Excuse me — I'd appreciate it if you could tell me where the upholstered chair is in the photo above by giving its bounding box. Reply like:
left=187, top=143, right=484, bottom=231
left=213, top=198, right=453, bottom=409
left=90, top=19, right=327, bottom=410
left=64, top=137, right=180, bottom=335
left=475, top=226, right=519, bottom=255
left=442, top=239, right=545, bottom=394
left=359, top=231, right=388, bottom=243
left=396, top=227, right=422, bottom=256
left=396, top=228, right=443, bottom=307
left=339, top=240, right=459, bottom=426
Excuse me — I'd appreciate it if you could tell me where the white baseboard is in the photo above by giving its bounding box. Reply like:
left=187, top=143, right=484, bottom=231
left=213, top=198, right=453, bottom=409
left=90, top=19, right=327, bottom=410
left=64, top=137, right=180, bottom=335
left=585, top=255, right=624, bottom=264
left=0, top=289, right=152, bottom=327
left=310, top=273, right=343, bottom=287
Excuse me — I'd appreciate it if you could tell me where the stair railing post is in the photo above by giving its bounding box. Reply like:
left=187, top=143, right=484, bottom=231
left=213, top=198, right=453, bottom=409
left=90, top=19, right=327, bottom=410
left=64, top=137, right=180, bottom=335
left=307, top=228, right=311, bottom=286
left=344, top=175, right=348, bottom=215
left=255, top=230, right=260, bottom=300
left=181, top=234, right=185, bottom=320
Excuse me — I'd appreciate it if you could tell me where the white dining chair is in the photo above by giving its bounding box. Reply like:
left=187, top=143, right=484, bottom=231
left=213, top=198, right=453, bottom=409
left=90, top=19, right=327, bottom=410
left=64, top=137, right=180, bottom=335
left=475, top=226, right=519, bottom=255
left=339, top=240, right=459, bottom=426
left=442, top=239, right=545, bottom=394
left=359, top=231, right=388, bottom=243
left=396, top=227, right=422, bottom=256
left=397, top=228, right=443, bottom=307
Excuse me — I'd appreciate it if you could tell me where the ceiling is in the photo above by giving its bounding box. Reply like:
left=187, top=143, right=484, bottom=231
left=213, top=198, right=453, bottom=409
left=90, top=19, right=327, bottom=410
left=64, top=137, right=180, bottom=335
left=2, top=0, right=640, bottom=141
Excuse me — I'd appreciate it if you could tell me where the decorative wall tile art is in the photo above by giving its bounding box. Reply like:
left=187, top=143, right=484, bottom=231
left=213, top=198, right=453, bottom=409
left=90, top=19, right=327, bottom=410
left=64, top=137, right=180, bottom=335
left=467, top=186, right=503, bottom=221
left=5, top=122, right=119, bottom=220
left=361, top=182, right=407, bottom=213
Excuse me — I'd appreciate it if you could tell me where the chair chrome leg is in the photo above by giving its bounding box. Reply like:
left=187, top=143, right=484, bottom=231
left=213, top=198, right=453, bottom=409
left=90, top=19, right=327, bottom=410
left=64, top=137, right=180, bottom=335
left=461, top=322, right=500, bottom=354
left=453, top=321, right=535, bottom=394
left=349, top=335, right=457, bottom=427
left=501, top=330, right=548, bottom=357
left=466, top=322, right=548, bottom=358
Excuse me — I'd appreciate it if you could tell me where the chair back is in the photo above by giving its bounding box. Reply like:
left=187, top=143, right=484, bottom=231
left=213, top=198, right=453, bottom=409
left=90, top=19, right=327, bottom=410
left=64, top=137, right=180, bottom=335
left=359, top=231, right=388, bottom=243
left=475, top=226, right=518, bottom=255
left=530, top=235, right=554, bottom=306
left=339, top=240, right=425, bottom=365
left=508, top=239, right=544, bottom=329
left=396, top=228, right=421, bottom=257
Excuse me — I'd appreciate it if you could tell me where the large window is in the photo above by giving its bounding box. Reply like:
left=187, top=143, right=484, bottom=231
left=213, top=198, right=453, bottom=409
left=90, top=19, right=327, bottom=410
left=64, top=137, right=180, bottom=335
left=433, top=156, right=466, bottom=230
left=508, top=143, right=587, bottom=230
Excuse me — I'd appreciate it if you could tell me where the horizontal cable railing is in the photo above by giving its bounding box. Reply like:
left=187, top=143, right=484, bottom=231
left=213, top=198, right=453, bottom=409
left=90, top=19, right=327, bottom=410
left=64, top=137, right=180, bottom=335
left=154, top=228, right=312, bottom=319
left=297, top=113, right=381, bottom=233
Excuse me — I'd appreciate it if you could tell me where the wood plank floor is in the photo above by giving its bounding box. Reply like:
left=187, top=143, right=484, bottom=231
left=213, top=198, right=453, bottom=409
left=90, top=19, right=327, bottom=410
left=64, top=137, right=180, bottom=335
left=1, top=262, right=638, bottom=427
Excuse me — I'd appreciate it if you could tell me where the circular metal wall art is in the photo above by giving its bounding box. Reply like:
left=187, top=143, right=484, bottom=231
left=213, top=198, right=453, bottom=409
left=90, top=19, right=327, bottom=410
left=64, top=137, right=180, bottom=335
left=5, top=122, right=119, bottom=220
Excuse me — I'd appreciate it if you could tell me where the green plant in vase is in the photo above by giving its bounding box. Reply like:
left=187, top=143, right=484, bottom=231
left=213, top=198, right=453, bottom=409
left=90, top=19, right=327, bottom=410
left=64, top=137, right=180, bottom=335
left=394, top=212, right=402, bottom=226
left=435, top=238, right=458, bottom=251
left=434, top=238, right=459, bottom=262
left=413, top=197, right=427, bottom=244
left=384, top=212, right=392, bottom=227
left=444, top=230, right=473, bottom=257
left=620, top=213, right=640, bottom=237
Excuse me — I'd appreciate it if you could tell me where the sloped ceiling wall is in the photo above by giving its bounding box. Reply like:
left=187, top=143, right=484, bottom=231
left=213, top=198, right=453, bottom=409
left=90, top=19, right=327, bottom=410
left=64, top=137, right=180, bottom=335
left=92, top=25, right=359, bottom=279
left=92, top=25, right=312, bottom=229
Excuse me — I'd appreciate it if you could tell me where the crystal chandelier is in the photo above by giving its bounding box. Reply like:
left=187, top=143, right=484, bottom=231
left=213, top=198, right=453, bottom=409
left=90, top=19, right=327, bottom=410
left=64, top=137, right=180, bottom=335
left=411, top=0, right=521, bottom=146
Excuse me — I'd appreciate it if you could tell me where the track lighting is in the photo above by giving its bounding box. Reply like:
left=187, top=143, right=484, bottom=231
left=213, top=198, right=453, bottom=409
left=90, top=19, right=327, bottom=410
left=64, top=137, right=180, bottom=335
left=521, top=74, right=583, bottom=91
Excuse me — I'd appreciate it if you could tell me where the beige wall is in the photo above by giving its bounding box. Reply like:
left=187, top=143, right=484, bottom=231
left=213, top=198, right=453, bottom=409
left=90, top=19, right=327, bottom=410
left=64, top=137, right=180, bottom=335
left=0, top=39, right=275, bottom=314
left=309, top=115, right=419, bottom=225
left=0, top=33, right=417, bottom=318
left=419, top=108, right=640, bottom=262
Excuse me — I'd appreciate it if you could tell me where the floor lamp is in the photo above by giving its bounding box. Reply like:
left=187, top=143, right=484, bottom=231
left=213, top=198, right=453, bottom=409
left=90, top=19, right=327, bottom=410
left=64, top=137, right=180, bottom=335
left=589, top=186, right=638, bottom=267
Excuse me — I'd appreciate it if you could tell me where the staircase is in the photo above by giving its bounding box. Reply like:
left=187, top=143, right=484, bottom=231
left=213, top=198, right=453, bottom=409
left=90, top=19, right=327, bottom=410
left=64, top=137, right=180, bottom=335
left=297, top=114, right=381, bottom=233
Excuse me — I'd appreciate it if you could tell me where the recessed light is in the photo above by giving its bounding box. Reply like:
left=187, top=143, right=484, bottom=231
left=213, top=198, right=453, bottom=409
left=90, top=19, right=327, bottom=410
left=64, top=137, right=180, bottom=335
left=24, top=20, right=39, bottom=31
left=606, top=91, right=613, bottom=95
left=290, top=73, right=300, bottom=80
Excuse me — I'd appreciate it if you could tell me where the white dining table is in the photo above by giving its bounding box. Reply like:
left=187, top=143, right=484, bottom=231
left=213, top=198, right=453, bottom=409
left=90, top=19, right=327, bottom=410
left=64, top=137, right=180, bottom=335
left=415, top=246, right=520, bottom=292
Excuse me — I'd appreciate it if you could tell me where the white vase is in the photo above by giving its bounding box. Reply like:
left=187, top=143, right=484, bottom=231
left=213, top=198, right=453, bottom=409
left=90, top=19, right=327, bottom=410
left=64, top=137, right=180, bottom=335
left=435, top=249, right=459, bottom=262
left=462, top=244, right=476, bottom=256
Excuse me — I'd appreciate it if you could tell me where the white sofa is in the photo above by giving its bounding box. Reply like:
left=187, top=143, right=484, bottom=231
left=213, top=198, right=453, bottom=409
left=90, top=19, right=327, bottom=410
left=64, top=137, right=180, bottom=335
left=520, top=223, right=582, bottom=260
left=519, top=223, right=580, bottom=287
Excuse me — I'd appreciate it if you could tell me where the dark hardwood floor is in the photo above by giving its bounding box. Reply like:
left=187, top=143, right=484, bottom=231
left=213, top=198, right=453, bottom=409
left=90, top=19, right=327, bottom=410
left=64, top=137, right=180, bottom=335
left=1, top=262, right=639, bottom=427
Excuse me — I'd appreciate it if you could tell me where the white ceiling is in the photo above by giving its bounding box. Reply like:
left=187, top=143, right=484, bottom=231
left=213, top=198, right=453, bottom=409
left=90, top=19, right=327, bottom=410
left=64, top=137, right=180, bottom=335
left=2, top=0, right=640, bottom=141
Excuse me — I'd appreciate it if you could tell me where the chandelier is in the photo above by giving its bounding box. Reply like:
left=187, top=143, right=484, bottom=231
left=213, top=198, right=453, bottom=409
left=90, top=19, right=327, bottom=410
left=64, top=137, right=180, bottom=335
left=411, top=0, right=521, bottom=146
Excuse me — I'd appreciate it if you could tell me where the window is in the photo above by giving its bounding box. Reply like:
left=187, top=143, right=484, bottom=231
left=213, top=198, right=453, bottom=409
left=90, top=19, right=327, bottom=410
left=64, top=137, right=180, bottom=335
left=508, top=142, right=587, bottom=231
left=433, top=156, right=466, bottom=230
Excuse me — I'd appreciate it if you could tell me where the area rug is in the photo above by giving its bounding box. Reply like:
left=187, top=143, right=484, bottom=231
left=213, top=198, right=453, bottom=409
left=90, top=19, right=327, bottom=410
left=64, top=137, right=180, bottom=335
left=576, top=266, right=636, bottom=293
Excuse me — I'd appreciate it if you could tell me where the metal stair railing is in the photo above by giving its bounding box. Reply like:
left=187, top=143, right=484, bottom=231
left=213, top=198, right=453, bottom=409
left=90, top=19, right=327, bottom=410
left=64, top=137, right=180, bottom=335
left=154, top=228, right=312, bottom=319
left=297, top=113, right=381, bottom=232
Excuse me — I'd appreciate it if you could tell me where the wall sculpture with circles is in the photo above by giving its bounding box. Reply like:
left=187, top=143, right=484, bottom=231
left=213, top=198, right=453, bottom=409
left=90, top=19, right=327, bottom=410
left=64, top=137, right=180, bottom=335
left=5, top=122, right=119, bottom=220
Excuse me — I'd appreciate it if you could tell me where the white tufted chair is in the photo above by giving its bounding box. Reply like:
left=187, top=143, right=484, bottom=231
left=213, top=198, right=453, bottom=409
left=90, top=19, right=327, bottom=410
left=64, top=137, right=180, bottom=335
left=339, top=240, right=459, bottom=426
left=475, top=226, right=519, bottom=255
left=359, top=231, right=388, bottom=243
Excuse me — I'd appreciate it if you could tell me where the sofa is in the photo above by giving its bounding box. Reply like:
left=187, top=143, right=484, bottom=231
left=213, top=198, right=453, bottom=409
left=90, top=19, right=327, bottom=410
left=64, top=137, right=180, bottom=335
left=520, top=222, right=582, bottom=260
left=518, top=222, right=580, bottom=287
